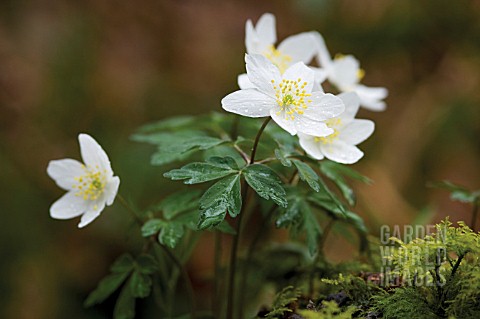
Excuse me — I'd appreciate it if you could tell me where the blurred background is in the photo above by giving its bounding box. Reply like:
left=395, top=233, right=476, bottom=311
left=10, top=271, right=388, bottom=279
left=0, top=0, right=479, bottom=318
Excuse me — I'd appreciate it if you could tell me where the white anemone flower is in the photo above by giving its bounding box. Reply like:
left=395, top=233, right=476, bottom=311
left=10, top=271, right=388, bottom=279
left=223, top=54, right=345, bottom=137
left=313, top=32, right=388, bottom=112
left=298, top=92, right=374, bottom=164
left=47, top=134, right=120, bottom=228
left=238, top=13, right=318, bottom=89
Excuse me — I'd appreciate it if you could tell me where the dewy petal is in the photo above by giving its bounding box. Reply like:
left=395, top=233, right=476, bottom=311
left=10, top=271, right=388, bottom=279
left=270, top=108, right=297, bottom=135
left=222, top=89, right=275, bottom=118
left=237, top=73, right=255, bottom=89
left=312, top=32, right=332, bottom=68
left=294, top=116, right=334, bottom=137
left=310, top=67, right=328, bottom=88
left=245, top=54, right=281, bottom=97
left=50, top=191, right=88, bottom=220
left=245, top=20, right=260, bottom=54
left=277, top=32, right=317, bottom=64
left=338, top=92, right=360, bottom=120
left=320, top=141, right=364, bottom=164
left=47, top=158, right=85, bottom=191
left=339, top=119, right=375, bottom=145
left=298, top=133, right=325, bottom=160
left=79, top=134, right=112, bottom=175
left=305, top=92, right=345, bottom=120
left=105, top=176, right=120, bottom=206
left=282, top=62, right=315, bottom=93
left=329, top=55, right=360, bottom=90
left=78, top=201, right=105, bottom=228
left=355, top=85, right=388, bottom=111
left=255, top=13, right=276, bottom=48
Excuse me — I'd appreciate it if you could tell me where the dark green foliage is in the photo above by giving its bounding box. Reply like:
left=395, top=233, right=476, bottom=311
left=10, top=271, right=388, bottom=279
left=430, top=181, right=480, bottom=204
left=372, top=288, right=438, bottom=319
left=244, top=164, right=288, bottom=208
left=163, top=156, right=239, bottom=184
left=291, top=159, right=321, bottom=192
left=198, top=174, right=242, bottom=229
left=262, top=286, right=300, bottom=318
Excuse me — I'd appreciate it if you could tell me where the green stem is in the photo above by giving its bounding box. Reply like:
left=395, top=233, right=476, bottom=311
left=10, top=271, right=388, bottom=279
left=226, top=117, right=271, bottom=319
left=117, top=194, right=143, bottom=225
left=158, top=244, right=197, bottom=319
left=309, top=218, right=335, bottom=297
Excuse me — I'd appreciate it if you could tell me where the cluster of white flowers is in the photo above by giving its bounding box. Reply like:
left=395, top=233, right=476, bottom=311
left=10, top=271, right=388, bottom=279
left=222, top=13, right=387, bottom=164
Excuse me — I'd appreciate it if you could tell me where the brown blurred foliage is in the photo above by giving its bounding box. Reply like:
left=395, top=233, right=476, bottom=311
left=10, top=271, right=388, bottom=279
left=0, top=0, right=479, bottom=318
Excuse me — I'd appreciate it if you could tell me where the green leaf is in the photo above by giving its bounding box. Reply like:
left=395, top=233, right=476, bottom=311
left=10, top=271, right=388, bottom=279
left=164, top=157, right=238, bottom=184
left=291, top=159, right=320, bottom=192
left=274, top=148, right=292, bottom=167
left=84, top=272, right=130, bottom=307
left=161, top=136, right=225, bottom=154
left=136, top=116, right=196, bottom=133
left=302, top=201, right=322, bottom=256
left=110, top=254, right=135, bottom=273
left=131, top=129, right=204, bottom=145
left=307, top=191, right=346, bottom=219
left=158, top=222, right=185, bottom=248
left=244, top=164, right=287, bottom=208
left=320, top=161, right=371, bottom=206
left=214, top=220, right=237, bottom=235
left=114, top=283, right=136, bottom=319
left=157, top=190, right=202, bottom=220
left=150, top=150, right=193, bottom=166
left=276, top=197, right=302, bottom=228
left=130, top=271, right=152, bottom=298
left=198, top=175, right=242, bottom=229
left=136, top=255, right=159, bottom=275
left=345, top=211, right=368, bottom=233
left=141, top=219, right=166, bottom=237
left=429, top=180, right=480, bottom=204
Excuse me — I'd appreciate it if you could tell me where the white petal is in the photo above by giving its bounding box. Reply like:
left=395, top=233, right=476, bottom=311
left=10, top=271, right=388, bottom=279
left=255, top=13, right=276, bottom=48
left=78, top=202, right=105, bottom=228
left=329, top=55, right=360, bottom=90
left=277, top=32, right=317, bottom=64
left=298, top=134, right=324, bottom=160
left=222, top=89, right=275, bottom=117
left=79, top=134, right=113, bottom=175
left=270, top=108, right=297, bottom=135
left=312, top=32, right=332, bottom=68
left=339, top=119, right=375, bottom=145
left=245, top=54, right=281, bottom=97
left=237, top=73, right=255, bottom=89
left=305, top=92, right=345, bottom=120
left=294, top=116, right=334, bottom=137
left=338, top=92, right=360, bottom=120
left=245, top=20, right=260, bottom=54
left=355, top=85, right=388, bottom=111
left=105, top=176, right=120, bottom=206
left=320, top=141, right=364, bottom=164
left=311, top=67, right=328, bottom=88
left=282, top=62, right=315, bottom=93
left=50, top=191, right=87, bottom=220
left=47, top=159, right=85, bottom=191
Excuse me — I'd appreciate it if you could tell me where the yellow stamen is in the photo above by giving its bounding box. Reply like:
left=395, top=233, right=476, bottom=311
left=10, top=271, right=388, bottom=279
left=264, top=45, right=292, bottom=74
left=73, top=167, right=107, bottom=201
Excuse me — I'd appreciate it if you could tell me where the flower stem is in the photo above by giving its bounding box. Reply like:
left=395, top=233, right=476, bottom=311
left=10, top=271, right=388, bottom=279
left=309, top=218, right=335, bottom=297
left=158, top=244, right=197, bottom=319
left=226, top=117, right=271, bottom=319
left=117, top=194, right=143, bottom=225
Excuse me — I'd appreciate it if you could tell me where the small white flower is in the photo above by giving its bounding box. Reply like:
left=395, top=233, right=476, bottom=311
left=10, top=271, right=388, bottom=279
left=47, top=134, right=120, bottom=228
left=238, top=13, right=318, bottom=89
left=223, top=54, right=345, bottom=137
left=313, top=32, right=388, bottom=111
left=298, top=92, right=374, bottom=164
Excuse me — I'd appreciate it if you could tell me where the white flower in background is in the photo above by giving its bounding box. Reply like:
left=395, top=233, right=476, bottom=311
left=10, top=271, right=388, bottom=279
left=238, top=13, right=318, bottom=89
left=298, top=92, right=374, bottom=164
left=47, top=134, right=120, bottom=228
left=313, top=32, right=388, bottom=111
left=223, top=54, right=345, bottom=137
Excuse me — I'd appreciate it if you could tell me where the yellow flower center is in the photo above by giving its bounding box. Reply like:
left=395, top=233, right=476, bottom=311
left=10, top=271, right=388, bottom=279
left=264, top=45, right=292, bottom=74
left=73, top=165, right=107, bottom=201
left=314, top=118, right=342, bottom=144
left=272, top=78, right=312, bottom=120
